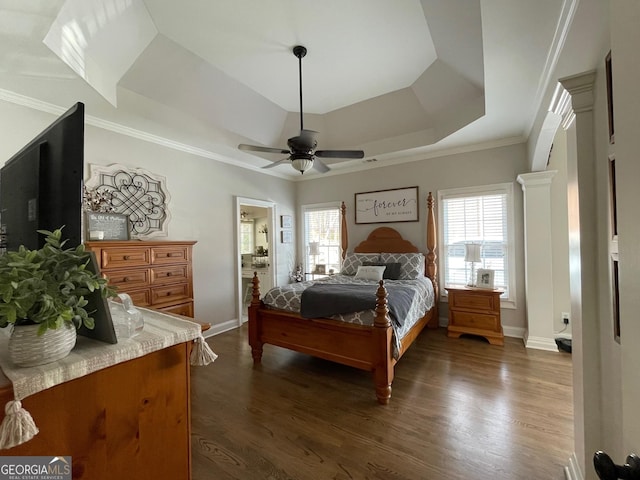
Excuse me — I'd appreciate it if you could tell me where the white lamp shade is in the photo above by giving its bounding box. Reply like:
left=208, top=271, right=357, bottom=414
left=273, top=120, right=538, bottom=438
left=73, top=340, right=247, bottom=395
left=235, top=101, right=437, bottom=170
left=464, top=243, right=482, bottom=263
left=308, top=242, right=320, bottom=256
left=291, top=158, right=313, bottom=174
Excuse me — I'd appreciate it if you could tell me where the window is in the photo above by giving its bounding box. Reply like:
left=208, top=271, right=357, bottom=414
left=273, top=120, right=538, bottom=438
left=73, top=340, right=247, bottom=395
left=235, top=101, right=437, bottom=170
left=302, top=203, right=342, bottom=275
left=240, top=221, right=254, bottom=254
left=438, top=183, right=516, bottom=305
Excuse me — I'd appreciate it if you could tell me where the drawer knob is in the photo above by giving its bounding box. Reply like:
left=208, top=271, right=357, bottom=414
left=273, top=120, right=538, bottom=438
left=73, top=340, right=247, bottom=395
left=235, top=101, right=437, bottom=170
left=166, top=292, right=172, bottom=296
left=124, top=255, right=130, bottom=260
left=123, top=277, right=130, bottom=282
left=166, top=272, right=172, bottom=276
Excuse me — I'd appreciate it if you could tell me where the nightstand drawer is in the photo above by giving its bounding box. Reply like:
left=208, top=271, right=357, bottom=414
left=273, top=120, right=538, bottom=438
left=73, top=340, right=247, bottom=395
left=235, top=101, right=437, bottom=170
left=450, top=311, right=499, bottom=331
left=449, top=292, right=496, bottom=312
left=445, top=286, right=504, bottom=345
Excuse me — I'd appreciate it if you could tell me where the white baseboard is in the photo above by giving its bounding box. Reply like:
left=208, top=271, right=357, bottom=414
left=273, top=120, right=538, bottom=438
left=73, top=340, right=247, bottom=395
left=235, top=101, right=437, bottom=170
left=202, top=319, right=238, bottom=338
left=524, top=331, right=560, bottom=351
left=503, top=325, right=525, bottom=339
left=565, top=453, right=584, bottom=480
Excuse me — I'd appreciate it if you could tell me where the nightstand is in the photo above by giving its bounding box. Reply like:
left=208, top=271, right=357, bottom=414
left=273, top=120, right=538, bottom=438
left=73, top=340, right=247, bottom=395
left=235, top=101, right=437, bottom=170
left=445, top=286, right=504, bottom=345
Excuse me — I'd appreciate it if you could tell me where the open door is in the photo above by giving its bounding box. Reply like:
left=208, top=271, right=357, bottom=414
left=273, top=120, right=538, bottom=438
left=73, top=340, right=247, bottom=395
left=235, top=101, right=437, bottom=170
left=235, top=197, right=276, bottom=326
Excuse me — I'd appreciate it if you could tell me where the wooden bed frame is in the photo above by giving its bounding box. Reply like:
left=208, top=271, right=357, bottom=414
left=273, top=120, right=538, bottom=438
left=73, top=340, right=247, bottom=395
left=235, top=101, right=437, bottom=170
left=248, top=192, right=439, bottom=404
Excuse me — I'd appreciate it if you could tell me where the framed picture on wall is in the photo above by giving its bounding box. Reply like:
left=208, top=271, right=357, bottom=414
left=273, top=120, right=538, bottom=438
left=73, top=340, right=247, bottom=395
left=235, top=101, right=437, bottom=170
left=281, top=230, right=292, bottom=243
left=280, top=215, right=292, bottom=228
left=476, top=269, right=495, bottom=289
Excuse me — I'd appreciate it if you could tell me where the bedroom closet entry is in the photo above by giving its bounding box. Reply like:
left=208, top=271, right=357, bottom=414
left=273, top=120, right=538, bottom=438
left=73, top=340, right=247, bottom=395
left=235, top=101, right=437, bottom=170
left=235, top=197, right=276, bottom=325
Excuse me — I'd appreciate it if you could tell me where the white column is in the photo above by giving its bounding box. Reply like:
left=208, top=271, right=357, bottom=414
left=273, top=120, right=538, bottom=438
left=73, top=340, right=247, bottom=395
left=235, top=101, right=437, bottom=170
left=517, top=171, right=558, bottom=350
left=560, top=70, right=600, bottom=480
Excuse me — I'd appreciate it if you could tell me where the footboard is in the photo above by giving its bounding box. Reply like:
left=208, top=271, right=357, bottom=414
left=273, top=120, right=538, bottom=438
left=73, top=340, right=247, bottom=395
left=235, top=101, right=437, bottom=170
left=248, top=274, right=395, bottom=404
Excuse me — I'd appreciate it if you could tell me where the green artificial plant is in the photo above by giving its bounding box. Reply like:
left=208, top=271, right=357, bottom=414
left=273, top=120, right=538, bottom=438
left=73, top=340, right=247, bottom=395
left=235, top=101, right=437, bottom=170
left=0, top=228, right=117, bottom=334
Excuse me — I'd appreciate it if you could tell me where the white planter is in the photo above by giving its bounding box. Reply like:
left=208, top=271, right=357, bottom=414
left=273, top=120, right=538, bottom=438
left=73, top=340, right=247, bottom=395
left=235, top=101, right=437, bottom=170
left=8, top=323, right=77, bottom=367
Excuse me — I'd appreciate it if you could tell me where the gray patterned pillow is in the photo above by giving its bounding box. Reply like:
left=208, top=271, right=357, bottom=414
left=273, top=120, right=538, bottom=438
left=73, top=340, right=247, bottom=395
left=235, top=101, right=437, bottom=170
left=341, top=252, right=380, bottom=275
left=380, top=252, right=425, bottom=279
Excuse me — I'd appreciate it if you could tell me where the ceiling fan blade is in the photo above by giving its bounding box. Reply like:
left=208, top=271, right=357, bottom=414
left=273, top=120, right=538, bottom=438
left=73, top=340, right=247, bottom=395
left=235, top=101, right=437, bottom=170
left=312, top=158, right=330, bottom=173
left=261, top=158, right=290, bottom=169
left=239, top=144, right=290, bottom=155
left=315, top=149, right=365, bottom=159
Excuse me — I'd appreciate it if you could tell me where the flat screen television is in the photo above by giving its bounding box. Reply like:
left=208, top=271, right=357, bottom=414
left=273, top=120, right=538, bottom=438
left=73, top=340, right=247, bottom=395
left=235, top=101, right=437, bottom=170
left=0, top=102, right=117, bottom=344
left=0, top=102, right=85, bottom=250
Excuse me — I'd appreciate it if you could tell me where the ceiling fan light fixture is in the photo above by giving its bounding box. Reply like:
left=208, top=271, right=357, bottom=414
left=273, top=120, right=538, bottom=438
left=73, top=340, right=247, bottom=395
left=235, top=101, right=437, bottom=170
left=238, top=45, right=364, bottom=174
left=291, top=154, right=313, bottom=174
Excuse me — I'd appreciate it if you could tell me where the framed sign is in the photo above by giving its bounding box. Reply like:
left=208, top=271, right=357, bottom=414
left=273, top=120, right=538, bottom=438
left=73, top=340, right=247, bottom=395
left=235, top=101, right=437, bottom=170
left=85, top=212, right=130, bottom=241
left=355, top=186, right=419, bottom=224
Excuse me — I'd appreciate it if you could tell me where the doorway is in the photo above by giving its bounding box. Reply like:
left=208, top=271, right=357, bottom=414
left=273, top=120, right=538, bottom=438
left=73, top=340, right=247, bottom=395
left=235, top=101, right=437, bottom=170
left=235, top=197, right=276, bottom=325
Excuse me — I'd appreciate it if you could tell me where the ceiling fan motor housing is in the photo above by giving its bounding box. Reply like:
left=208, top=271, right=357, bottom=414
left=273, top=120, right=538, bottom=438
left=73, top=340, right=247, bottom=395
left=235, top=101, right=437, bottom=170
left=237, top=44, right=364, bottom=174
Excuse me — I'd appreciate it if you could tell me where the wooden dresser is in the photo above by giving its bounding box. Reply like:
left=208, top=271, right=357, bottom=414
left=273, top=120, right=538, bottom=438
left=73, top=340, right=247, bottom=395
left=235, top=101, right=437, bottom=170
left=85, top=240, right=196, bottom=317
left=445, top=286, right=504, bottom=345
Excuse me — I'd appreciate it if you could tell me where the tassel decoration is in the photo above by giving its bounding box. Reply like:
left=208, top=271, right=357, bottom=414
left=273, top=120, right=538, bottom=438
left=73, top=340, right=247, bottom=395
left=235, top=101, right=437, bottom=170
left=0, top=400, right=39, bottom=450
left=190, top=336, right=218, bottom=366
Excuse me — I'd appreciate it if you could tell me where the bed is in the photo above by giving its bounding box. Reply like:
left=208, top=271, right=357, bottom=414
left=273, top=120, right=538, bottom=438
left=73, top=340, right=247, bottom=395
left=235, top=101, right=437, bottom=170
left=248, top=192, right=439, bottom=404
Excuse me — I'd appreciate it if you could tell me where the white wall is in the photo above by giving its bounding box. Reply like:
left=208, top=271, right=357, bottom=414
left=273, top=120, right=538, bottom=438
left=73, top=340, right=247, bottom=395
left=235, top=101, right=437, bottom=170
left=296, top=143, right=528, bottom=333
left=0, top=100, right=297, bottom=330
left=547, top=128, right=572, bottom=337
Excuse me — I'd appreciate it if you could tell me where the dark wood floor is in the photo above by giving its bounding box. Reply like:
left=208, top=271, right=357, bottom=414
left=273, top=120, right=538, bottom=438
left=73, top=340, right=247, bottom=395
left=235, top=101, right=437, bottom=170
left=191, top=326, right=573, bottom=480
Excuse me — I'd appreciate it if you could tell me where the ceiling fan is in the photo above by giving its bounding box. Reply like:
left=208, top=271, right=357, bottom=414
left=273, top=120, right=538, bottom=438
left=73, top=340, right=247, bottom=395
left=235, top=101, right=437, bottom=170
left=238, top=45, right=365, bottom=174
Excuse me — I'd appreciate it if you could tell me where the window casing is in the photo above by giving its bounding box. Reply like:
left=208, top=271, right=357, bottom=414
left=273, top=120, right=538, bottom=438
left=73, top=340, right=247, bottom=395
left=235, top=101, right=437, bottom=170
left=302, top=203, right=342, bottom=275
left=438, top=183, right=516, bottom=306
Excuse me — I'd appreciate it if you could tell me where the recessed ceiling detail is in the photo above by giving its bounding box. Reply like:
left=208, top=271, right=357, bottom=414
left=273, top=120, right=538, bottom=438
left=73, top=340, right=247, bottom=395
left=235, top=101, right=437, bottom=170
left=0, top=0, right=594, bottom=178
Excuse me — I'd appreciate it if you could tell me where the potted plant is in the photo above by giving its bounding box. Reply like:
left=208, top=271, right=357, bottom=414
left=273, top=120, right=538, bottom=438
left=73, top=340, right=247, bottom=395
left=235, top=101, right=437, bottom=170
left=0, top=228, right=116, bottom=367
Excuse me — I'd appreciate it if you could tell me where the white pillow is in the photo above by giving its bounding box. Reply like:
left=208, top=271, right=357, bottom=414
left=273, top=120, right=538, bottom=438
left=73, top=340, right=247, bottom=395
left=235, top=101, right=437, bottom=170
left=354, top=265, right=386, bottom=281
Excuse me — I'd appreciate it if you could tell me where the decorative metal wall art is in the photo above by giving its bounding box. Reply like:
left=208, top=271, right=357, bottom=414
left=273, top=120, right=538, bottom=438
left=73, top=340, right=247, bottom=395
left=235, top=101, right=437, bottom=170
left=85, top=164, right=171, bottom=239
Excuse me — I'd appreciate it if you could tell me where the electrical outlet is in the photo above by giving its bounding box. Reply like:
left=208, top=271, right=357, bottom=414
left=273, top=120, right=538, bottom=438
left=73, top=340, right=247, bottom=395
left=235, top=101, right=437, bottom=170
left=562, top=312, right=570, bottom=325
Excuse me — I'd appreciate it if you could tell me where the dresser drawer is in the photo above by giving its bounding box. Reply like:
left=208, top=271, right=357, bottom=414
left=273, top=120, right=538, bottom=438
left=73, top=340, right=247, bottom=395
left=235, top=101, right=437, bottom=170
left=107, top=269, right=150, bottom=290
left=151, top=283, right=191, bottom=305
left=123, top=288, right=152, bottom=307
left=101, top=248, right=151, bottom=269
left=159, top=301, right=194, bottom=318
left=151, top=246, right=190, bottom=265
left=150, top=265, right=191, bottom=286
left=450, top=311, right=499, bottom=332
left=449, top=292, right=497, bottom=312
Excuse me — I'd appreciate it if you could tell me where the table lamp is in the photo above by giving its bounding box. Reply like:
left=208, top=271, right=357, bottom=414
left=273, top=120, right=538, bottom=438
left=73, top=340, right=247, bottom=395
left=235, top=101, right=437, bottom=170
left=465, top=243, right=482, bottom=286
left=308, top=242, right=320, bottom=271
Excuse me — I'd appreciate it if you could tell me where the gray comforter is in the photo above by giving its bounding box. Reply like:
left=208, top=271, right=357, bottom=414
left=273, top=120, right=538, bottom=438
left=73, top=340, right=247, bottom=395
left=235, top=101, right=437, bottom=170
left=300, top=283, right=415, bottom=327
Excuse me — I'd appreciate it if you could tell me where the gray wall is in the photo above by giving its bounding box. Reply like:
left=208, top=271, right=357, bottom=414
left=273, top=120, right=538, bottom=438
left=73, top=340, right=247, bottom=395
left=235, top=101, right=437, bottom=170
left=0, top=100, right=298, bottom=330
left=296, top=143, right=528, bottom=333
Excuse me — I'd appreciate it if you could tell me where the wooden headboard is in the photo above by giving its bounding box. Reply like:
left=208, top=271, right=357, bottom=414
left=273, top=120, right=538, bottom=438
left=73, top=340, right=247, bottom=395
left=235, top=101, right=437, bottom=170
left=347, top=192, right=438, bottom=301
left=353, top=227, right=419, bottom=253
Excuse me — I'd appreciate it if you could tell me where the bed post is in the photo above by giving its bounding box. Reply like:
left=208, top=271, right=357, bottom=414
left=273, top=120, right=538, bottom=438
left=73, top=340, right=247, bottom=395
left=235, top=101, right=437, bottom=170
left=373, top=281, right=393, bottom=405
left=426, top=192, right=439, bottom=328
left=248, top=272, right=263, bottom=364
left=341, top=201, right=348, bottom=260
